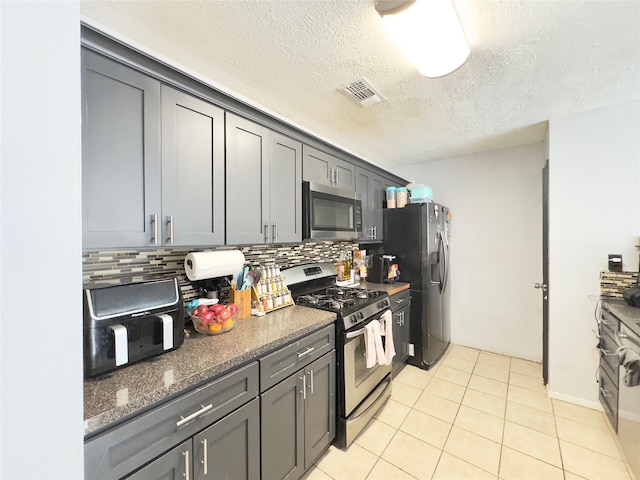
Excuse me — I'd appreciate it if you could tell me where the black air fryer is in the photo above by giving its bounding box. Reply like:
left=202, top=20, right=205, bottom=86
left=368, top=254, right=396, bottom=284
left=83, top=278, right=185, bottom=377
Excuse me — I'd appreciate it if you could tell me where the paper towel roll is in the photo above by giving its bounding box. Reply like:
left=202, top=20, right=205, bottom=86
left=184, top=250, right=245, bottom=281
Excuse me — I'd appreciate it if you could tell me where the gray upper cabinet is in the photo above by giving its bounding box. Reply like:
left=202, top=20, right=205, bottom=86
left=82, top=49, right=162, bottom=249
left=356, top=167, right=386, bottom=241
left=82, top=49, right=225, bottom=249
left=302, top=145, right=355, bottom=191
left=161, top=85, right=225, bottom=246
left=226, top=114, right=302, bottom=244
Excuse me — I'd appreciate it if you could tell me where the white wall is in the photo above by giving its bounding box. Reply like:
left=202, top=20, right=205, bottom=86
left=395, top=143, right=546, bottom=361
left=547, top=100, right=640, bottom=407
left=0, top=2, right=84, bottom=478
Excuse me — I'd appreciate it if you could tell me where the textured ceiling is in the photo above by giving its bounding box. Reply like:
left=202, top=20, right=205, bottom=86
left=80, top=0, right=640, bottom=170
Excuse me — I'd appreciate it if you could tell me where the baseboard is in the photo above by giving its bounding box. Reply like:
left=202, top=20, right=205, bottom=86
left=547, top=389, right=602, bottom=411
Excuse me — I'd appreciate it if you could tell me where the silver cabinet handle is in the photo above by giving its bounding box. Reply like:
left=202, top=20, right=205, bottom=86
left=394, top=298, right=406, bottom=304
left=618, top=333, right=628, bottom=339
left=184, top=449, right=190, bottom=480
left=600, top=349, right=617, bottom=357
left=297, top=346, right=315, bottom=359
left=151, top=213, right=159, bottom=245
left=264, top=223, right=269, bottom=242
left=176, top=403, right=213, bottom=428
left=601, top=318, right=614, bottom=327
left=373, top=226, right=377, bottom=239
left=202, top=438, right=208, bottom=475
left=273, top=222, right=277, bottom=242
left=167, top=214, right=174, bottom=245
left=308, top=369, right=314, bottom=394
left=600, top=387, right=613, bottom=398
left=301, top=374, right=307, bottom=400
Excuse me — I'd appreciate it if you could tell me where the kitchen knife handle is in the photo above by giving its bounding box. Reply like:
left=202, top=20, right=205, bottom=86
left=151, top=213, right=159, bottom=245
left=167, top=215, right=174, bottom=244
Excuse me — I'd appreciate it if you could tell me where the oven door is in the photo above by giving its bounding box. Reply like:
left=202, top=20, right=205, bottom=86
left=303, top=181, right=362, bottom=240
left=342, top=317, right=393, bottom=416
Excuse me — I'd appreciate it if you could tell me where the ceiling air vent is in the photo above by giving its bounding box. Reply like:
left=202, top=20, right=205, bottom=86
left=339, top=78, right=386, bottom=107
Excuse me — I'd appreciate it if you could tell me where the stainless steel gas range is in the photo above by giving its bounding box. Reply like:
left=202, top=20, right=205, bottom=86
left=284, top=262, right=392, bottom=449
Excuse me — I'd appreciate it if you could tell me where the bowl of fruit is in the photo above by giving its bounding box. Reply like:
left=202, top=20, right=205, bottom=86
left=188, top=302, right=239, bottom=335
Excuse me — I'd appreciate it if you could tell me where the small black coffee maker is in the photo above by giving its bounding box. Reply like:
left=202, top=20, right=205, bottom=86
left=368, top=254, right=396, bottom=284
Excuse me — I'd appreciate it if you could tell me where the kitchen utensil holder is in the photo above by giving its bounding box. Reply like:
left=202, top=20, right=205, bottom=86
left=229, top=289, right=251, bottom=319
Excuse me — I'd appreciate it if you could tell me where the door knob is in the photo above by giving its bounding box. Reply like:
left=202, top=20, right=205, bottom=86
left=534, top=283, right=548, bottom=292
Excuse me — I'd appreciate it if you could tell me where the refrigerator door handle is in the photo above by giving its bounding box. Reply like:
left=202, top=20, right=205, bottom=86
left=441, top=231, right=450, bottom=293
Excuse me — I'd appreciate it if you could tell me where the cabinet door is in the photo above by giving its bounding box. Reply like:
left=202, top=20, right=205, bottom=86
left=303, top=351, right=336, bottom=469
left=193, top=398, right=260, bottom=480
left=161, top=86, right=225, bottom=246
left=370, top=174, right=385, bottom=241
left=302, top=145, right=355, bottom=191
left=333, top=157, right=356, bottom=191
left=355, top=167, right=372, bottom=240
left=226, top=114, right=270, bottom=244
left=82, top=49, right=161, bottom=248
left=269, top=133, right=302, bottom=243
left=126, top=439, right=191, bottom=480
left=261, top=373, right=305, bottom=480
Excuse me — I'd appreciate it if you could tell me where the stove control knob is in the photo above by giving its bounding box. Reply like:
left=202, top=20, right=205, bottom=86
left=357, top=312, right=364, bottom=320
left=377, top=300, right=388, bottom=308
left=350, top=315, right=358, bottom=324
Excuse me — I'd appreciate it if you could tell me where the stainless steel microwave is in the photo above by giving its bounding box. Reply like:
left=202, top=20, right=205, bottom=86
left=303, top=181, right=362, bottom=240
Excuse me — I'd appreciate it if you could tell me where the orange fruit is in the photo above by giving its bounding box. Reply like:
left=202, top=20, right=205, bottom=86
left=223, top=318, right=234, bottom=330
left=208, top=323, right=223, bottom=334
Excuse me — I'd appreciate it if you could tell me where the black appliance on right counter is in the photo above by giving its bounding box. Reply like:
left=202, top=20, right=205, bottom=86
left=383, top=202, right=451, bottom=370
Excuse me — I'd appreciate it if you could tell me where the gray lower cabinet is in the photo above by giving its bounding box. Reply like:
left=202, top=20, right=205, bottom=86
left=599, top=307, right=620, bottom=430
left=355, top=167, right=386, bottom=241
left=82, top=49, right=225, bottom=248
left=303, top=145, right=355, bottom=191
left=390, top=289, right=411, bottom=377
left=226, top=114, right=302, bottom=244
left=127, top=399, right=259, bottom=480
left=261, top=351, right=336, bottom=480
left=85, top=362, right=259, bottom=479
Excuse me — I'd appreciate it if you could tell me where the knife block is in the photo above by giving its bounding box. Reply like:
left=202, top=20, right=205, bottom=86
left=230, top=289, right=251, bottom=319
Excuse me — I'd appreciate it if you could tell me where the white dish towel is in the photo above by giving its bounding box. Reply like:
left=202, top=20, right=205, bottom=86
left=364, top=320, right=385, bottom=368
left=380, top=309, right=396, bottom=365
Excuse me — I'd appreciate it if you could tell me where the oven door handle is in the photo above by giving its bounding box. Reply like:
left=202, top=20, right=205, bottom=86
left=345, top=327, right=367, bottom=339
left=348, top=378, right=392, bottom=422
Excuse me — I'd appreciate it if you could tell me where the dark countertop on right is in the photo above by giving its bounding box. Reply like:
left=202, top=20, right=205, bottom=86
left=604, top=299, right=640, bottom=337
left=359, top=280, right=410, bottom=296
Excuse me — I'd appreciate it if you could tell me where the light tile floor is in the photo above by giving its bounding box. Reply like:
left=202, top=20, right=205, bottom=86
left=303, top=344, right=633, bottom=480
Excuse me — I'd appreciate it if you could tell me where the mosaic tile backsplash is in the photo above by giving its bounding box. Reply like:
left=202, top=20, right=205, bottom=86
left=600, top=271, right=639, bottom=298
left=83, top=241, right=370, bottom=302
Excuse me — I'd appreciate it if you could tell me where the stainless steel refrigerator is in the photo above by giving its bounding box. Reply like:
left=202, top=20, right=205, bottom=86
left=383, top=202, right=451, bottom=370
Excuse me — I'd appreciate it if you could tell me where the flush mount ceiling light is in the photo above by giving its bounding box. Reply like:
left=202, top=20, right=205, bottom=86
left=376, top=0, right=470, bottom=78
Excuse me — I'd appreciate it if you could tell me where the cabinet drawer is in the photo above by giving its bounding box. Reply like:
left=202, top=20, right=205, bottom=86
left=85, top=362, right=258, bottom=479
left=260, top=324, right=335, bottom=392
left=601, top=308, right=620, bottom=338
left=599, top=330, right=619, bottom=387
left=599, top=368, right=618, bottom=432
left=390, top=289, right=411, bottom=312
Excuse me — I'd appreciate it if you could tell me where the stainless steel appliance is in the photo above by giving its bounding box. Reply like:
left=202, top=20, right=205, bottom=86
left=383, top=202, right=451, bottom=369
left=302, top=181, right=362, bottom=240
left=616, top=323, right=640, bottom=479
left=284, top=263, right=392, bottom=448
left=83, top=278, right=185, bottom=377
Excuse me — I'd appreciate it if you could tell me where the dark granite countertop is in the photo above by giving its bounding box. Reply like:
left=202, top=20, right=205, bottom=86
left=359, top=280, right=410, bottom=296
left=84, top=305, right=336, bottom=437
left=604, top=299, right=640, bottom=337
